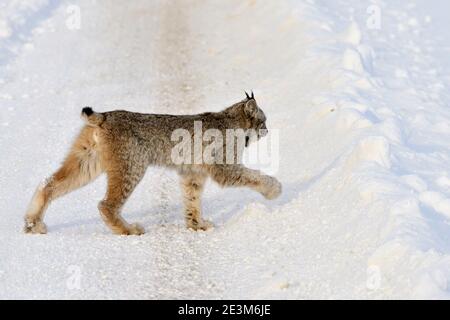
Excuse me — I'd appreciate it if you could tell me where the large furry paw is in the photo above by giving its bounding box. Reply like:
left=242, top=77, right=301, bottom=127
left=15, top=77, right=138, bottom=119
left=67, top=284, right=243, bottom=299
left=261, top=176, right=282, bottom=200
left=127, top=223, right=145, bottom=236
left=187, top=219, right=214, bottom=231
left=24, top=218, right=47, bottom=234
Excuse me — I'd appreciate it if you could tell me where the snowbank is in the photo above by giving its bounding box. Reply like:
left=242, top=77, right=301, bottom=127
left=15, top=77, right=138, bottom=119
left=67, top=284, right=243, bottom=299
left=307, top=0, right=450, bottom=298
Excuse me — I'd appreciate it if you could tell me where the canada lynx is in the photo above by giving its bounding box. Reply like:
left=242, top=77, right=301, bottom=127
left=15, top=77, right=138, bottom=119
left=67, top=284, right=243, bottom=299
left=24, top=92, right=282, bottom=235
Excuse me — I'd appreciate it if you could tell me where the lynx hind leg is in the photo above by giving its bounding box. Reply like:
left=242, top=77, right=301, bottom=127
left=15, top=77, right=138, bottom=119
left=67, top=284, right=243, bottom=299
left=181, top=173, right=213, bottom=231
left=209, top=165, right=282, bottom=200
left=98, top=165, right=146, bottom=236
left=24, top=180, right=51, bottom=234
left=24, top=126, right=103, bottom=234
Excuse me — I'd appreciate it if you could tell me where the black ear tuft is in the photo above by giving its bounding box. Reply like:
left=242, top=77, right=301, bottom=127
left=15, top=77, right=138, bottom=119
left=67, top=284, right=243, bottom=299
left=82, top=107, right=94, bottom=116
left=245, top=91, right=251, bottom=100
left=251, top=91, right=254, bottom=99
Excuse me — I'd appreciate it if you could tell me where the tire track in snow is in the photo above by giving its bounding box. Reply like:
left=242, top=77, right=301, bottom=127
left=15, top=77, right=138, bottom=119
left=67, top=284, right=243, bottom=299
left=148, top=0, right=221, bottom=298
left=153, top=0, right=194, bottom=226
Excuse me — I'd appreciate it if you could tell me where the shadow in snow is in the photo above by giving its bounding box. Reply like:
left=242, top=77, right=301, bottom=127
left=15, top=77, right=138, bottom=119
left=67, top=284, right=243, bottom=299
left=49, top=153, right=343, bottom=234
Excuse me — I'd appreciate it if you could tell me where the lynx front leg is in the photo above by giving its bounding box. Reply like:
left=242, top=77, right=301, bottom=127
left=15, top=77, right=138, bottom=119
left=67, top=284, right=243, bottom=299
left=209, top=165, right=282, bottom=200
left=180, top=173, right=213, bottom=231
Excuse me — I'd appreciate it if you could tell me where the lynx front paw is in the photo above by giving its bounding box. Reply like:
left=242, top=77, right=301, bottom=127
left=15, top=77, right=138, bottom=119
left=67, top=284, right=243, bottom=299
left=187, top=219, right=214, bottom=231
left=127, top=223, right=145, bottom=235
left=24, top=218, right=47, bottom=234
left=261, top=176, right=282, bottom=200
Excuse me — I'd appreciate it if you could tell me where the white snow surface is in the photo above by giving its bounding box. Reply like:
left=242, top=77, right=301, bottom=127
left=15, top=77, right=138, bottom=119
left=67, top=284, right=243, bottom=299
left=1, top=0, right=450, bottom=299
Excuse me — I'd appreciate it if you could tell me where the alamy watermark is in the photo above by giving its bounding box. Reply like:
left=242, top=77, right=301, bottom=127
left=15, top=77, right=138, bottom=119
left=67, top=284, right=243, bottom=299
left=366, top=4, right=381, bottom=30
left=66, top=5, right=81, bottom=31
left=366, top=265, right=381, bottom=290
left=170, top=121, right=279, bottom=175
left=66, top=265, right=82, bottom=290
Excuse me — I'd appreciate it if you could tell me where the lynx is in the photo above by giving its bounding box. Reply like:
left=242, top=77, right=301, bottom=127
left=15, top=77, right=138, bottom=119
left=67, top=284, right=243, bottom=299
left=24, top=92, right=282, bottom=235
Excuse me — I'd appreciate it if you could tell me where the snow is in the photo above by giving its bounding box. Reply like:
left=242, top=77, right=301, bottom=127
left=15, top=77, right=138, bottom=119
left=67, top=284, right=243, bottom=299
left=1, top=0, right=450, bottom=299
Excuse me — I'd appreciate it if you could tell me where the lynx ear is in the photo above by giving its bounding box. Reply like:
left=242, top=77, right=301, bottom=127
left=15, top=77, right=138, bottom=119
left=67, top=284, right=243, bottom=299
left=244, top=99, right=258, bottom=117
left=244, top=91, right=255, bottom=100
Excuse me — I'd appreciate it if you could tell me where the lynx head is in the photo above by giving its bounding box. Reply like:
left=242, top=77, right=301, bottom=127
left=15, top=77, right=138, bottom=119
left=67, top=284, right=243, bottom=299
left=242, top=91, right=268, bottom=147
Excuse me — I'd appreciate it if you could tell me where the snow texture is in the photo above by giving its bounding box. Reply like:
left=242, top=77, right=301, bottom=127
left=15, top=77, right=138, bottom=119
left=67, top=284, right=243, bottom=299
left=1, top=0, right=450, bottom=299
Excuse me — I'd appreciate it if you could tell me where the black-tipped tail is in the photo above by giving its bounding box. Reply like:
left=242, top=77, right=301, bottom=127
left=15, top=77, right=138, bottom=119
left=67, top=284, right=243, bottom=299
left=82, top=107, right=94, bottom=116
left=81, top=107, right=105, bottom=126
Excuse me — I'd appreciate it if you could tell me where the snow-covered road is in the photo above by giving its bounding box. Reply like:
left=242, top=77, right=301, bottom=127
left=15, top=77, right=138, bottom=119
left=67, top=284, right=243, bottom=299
left=1, top=0, right=450, bottom=299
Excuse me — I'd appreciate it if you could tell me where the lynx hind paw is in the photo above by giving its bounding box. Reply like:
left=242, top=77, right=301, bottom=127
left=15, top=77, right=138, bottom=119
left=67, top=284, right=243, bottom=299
left=24, top=219, right=47, bottom=234
left=187, top=219, right=214, bottom=231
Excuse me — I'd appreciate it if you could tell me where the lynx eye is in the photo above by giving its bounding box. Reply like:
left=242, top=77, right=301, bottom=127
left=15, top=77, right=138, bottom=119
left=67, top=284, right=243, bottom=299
left=255, top=119, right=265, bottom=130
